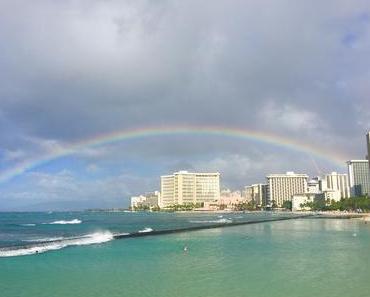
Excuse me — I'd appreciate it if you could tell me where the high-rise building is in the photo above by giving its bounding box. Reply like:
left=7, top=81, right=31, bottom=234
left=130, top=191, right=161, bottom=209
left=243, top=184, right=268, bottom=206
left=323, top=172, right=350, bottom=198
left=160, top=174, right=175, bottom=207
left=266, top=172, right=308, bottom=207
left=307, top=178, right=320, bottom=194
left=160, top=171, right=220, bottom=207
left=366, top=131, right=370, bottom=167
left=322, top=189, right=341, bottom=202
left=347, top=160, right=370, bottom=196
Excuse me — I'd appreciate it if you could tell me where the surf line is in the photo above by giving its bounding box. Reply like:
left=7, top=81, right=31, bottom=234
left=113, top=214, right=313, bottom=240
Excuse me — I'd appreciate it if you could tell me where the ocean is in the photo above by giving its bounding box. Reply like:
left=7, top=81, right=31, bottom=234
left=0, top=211, right=369, bottom=297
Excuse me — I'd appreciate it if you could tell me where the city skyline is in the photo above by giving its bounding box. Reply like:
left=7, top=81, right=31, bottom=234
left=1, top=1, right=370, bottom=210
left=131, top=168, right=356, bottom=210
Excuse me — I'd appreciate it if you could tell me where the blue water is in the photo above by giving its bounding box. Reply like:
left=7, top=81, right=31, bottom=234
left=1, top=212, right=369, bottom=297
left=0, top=211, right=291, bottom=253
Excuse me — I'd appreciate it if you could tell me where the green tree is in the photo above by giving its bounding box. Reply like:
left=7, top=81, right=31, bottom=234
left=282, top=201, right=292, bottom=210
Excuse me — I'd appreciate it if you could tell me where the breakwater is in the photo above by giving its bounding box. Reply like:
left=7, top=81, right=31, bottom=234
left=113, top=214, right=312, bottom=239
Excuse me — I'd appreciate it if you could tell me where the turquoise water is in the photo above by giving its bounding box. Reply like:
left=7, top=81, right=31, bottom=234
left=0, top=211, right=293, bottom=251
left=1, top=213, right=369, bottom=297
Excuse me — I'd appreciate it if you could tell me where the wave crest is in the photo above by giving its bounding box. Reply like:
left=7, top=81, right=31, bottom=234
left=44, top=219, right=82, bottom=225
left=0, top=232, right=113, bottom=257
left=138, top=227, right=153, bottom=233
left=189, top=218, right=233, bottom=224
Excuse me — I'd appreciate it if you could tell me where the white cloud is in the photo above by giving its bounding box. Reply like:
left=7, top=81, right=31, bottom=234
left=191, top=153, right=294, bottom=189
left=0, top=169, right=157, bottom=210
left=2, top=149, right=27, bottom=162
left=86, top=164, right=99, bottom=173
left=258, top=101, right=325, bottom=133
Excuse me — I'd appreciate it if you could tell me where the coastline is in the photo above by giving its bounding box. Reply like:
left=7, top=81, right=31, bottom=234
left=292, top=210, right=370, bottom=220
left=88, top=208, right=370, bottom=219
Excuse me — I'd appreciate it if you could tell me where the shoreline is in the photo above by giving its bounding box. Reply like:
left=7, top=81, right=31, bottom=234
left=292, top=210, right=370, bottom=220
left=87, top=208, right=370, bottom=219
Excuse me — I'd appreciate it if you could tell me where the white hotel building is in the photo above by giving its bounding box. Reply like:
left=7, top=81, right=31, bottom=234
left=266, top=172, right=308, bottom=207
left=130, top=191, right=161, bottom=209
left=160, top=171, right=220, bottom=207
left=322, top=172, right=350, bottom=199
left=367, top=131, right=370, bottom=170
left=243, top=184, right=268, bottom=207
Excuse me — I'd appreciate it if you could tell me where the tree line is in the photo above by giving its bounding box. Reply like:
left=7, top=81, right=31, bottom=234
left=301, top=196, right=370, bottom=212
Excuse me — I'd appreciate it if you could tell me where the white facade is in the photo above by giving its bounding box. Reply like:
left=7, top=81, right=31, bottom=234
left=160, top=171, right=220, bottom=207
left=160, top=175, right=175, bottom=207
left=130, top=196, right=147, bottom=209
left=347, top=160, right=370, bottom=196
left=324, top=172, right=350, bottom=198
left=322, top=189, right=341, bottom=202
left=307, top=179, right=320, bottom=194
left=243, top=184, right=268, bottom=206
left=266, top=172, right=308, bottom=207
left=292, top=194, right=314, bottom=211
left=367, top=132, right=370, bottom=168
left=130, top=191, right=161, bottom=209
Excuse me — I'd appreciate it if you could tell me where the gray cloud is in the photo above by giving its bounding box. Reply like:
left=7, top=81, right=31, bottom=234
left=0, top=0, right=370, bottom=209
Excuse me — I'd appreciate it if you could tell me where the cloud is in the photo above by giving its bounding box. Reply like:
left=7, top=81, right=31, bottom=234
left=1, top=149, right=27, bottom=162
left=0, top=169, right=157, bottom=211
left=258, top=102, right=324, bottom=133
left=86, top=164, right=99, bottom=173
left=0, top=0, right=368, bottom=140
left=0, top=0, right=370, bottom=209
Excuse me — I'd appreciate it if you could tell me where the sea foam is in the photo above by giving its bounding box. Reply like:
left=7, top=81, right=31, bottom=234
left=189, top=218, right=233, bottom=224
left=44, top=219, right=82, bottom=225
left=0, top=232, right=113, bottom=257
left=22, top=237, right=65, bottom=243
left=138, top=227, right=153, bottom=233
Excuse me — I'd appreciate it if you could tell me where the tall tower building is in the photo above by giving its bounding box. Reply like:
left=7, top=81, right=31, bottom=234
left=160, top=171, right=220, bottom=207
left=347, top=160, right=370, bottom=197
left=367, top=131, right=370, bottom=168
left=324, top=172, right=350, bottom=198
left=243, top=184, right=268, bottom=206
left=266, top=172, right=308, bottom=207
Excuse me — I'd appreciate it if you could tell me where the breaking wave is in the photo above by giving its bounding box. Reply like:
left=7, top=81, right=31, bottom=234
left=44, top=219, right=82, bottom=225
left=22, top=237, right=65, bottom=243
left=138, top=227, right=153, bottom=233
left=189, top=218, right=233, bottom=224
left=0, top=232, right=113, bottom=257
left=19, top=223, right=36, bottom=227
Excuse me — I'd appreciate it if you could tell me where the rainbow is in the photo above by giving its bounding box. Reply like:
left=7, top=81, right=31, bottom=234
left=0, top=125, right=349, bottom=183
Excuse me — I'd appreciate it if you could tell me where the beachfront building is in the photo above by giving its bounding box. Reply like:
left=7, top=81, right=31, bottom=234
left=321, top=189, right=341, bottom=202
left=130, top=196, right=146, bottom=209
left=243, top=184, right=268, bottom=207
left=266, top=172, right=308, bottom=207
left=367, top=131, right=370, bottom=169
left=347, top=160, right=370, bottom=196
left=130, top=191, right=161, bottom=209
left=292, top=194, right=315, bottom=211
left=218, top=189, right=244, bottom=208
left=160, top=171, right=220, bottom=207
left=307, top=178, right=320, bottom=194
left=322, top=172, right=350, bottom=198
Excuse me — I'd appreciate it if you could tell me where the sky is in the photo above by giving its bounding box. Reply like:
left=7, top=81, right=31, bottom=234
left=0, top=0, right=370, bottom=210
